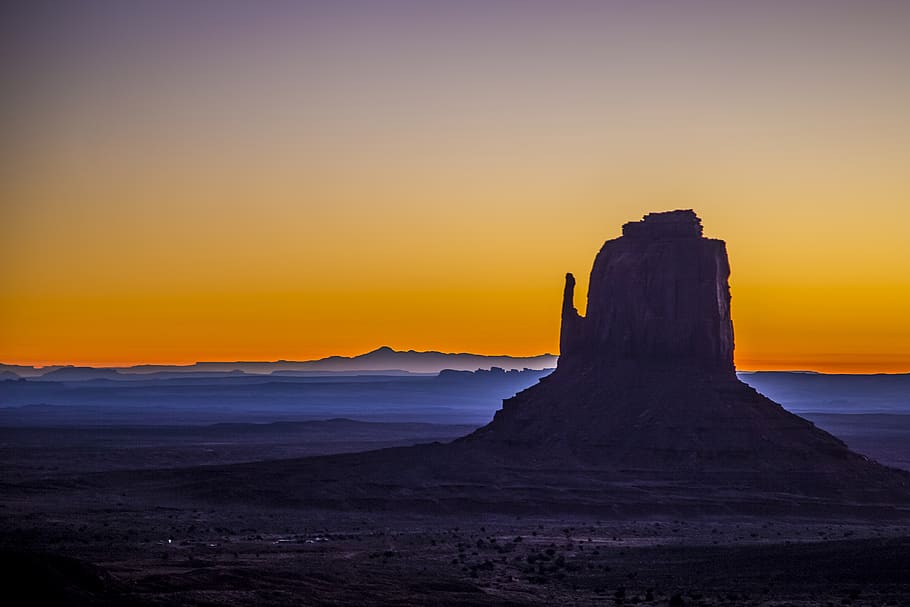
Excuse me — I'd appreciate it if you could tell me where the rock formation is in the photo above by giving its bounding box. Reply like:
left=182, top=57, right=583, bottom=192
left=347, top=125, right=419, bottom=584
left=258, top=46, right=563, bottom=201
left=462, top=210, right=910, bottom=501
left=162, top=209, right=910, bottom=516
left=559, top=210, right=734, bottom=375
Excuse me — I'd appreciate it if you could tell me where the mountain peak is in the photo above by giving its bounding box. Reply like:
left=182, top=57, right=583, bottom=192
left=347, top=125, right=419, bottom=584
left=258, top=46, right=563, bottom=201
left=365, top=346, right=397, bottom=356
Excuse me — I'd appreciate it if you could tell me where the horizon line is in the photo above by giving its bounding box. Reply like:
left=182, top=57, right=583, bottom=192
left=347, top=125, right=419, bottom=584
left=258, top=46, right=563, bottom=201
left=2, top=347, right=908, bottom=375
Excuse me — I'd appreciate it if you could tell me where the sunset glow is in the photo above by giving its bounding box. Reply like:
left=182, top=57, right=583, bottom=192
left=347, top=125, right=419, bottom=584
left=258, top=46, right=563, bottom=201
left=2, top=1, right=909, bottom=372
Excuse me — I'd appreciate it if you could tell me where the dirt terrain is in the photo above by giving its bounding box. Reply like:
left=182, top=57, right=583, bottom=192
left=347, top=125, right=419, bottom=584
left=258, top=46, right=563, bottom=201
left=3, top=421, right=910, bottom=606
left=4, top=499, right=910, bottom=606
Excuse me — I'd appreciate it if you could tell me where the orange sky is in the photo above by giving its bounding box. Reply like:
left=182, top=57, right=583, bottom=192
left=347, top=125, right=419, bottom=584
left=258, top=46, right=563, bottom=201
left=2, top=2, right=909, bottom=372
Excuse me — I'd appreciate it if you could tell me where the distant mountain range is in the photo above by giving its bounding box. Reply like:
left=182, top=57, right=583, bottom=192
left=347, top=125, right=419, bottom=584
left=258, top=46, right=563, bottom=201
left=3, top=349, right=908, bottom=391
left=0, top=347, right=559, bottom=380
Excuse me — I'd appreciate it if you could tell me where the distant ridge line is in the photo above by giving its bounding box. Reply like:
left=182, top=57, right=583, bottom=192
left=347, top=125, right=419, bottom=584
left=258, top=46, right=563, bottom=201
left=0, top=348, right=559, bottom=378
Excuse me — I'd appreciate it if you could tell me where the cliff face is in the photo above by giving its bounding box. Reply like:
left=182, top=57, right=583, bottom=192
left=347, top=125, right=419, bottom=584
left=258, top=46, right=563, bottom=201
left=560, top=210, right=734, bottom=375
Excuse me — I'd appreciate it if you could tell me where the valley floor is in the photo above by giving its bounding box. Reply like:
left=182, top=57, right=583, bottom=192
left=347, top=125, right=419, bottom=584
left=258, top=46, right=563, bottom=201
left=3, top=419, right=910, bottom=606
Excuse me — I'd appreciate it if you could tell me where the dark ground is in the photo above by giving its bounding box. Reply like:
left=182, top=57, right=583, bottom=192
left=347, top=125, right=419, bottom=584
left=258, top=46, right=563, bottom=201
left=2, top=417, right=910, bottom=606
left=2, top=373, right=910, bottom=605
left=4, top=490, right=910, bottom=606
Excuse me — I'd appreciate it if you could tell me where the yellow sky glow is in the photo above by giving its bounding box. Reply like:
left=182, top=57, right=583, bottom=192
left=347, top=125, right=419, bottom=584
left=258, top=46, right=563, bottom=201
left=2, top=2, right=909, bottom=372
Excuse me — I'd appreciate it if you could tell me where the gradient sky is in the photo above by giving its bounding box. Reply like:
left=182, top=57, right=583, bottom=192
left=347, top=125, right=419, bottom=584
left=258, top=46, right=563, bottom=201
left=2, top=1, right=909, bottom=371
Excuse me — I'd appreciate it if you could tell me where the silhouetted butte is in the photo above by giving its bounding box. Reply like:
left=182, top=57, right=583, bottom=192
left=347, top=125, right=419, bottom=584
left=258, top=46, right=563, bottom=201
left=464, top=211, right=908, bottom=497
left=168, top=210, right=910, bottom=514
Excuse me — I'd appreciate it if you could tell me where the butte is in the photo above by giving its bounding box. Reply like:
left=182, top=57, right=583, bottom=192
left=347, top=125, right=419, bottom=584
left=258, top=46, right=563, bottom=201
left=172, top=210, right=910, bottom=516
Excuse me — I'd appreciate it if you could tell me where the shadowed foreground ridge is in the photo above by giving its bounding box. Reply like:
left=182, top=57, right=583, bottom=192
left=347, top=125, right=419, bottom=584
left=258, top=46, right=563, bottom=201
left=154, top=210, right=910, bottom=515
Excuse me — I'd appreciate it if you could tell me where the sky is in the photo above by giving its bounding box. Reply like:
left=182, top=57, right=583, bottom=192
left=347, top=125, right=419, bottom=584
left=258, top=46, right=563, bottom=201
left=2, top=0, right=909, bottom=372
